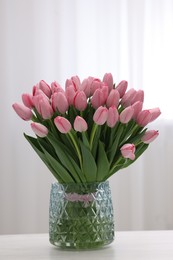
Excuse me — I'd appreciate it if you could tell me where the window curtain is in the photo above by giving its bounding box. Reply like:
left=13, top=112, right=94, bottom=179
left=0, top=0, right=172, bottom=234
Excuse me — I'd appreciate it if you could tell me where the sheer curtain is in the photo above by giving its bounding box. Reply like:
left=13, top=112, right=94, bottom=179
left=0, top=0, right=172, bottom=234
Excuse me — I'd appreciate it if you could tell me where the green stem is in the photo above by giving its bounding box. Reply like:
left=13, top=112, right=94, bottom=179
left=89, top=123, right=98, bottom=150
left=48, top=119, right=59, bottom=137
left=68, top=131, right=82, bottom=168
left=109, top=156, right=125, bottom=174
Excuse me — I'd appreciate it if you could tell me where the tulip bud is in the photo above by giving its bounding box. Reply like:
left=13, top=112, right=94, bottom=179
left=91, top=89, right=104, bottom=109
left=121, top=88, right=137, bottom=107
left=31, top=122, right=48, bottom=137
left=74, top=116, right=88, bottom=132
left=101, top=84, right=109, bottom=103
left=51, top=81, right=65, bottom=94
left=107, top=106, right=119, bottom=128
left=22, top=93, right=34, bottom=108
left=80, top=78, right=91, bottom=97
left=33, top=85, right=47, bottom=97
left=136, top=110, right=152, bottom=127
left=52, top=92, right=69, bottom=114
left=65, top=85, right=76, bottom=105
left=54, top=116, right=72, bottom=134
left=149, top=108, right=161, bottom=122
left=66, top=76, right=81, bottom=91
left=93, top=106, right=108, bottom=125
left=131, top=90, right=144, bottom=105
left=90, top=78, right=102, bottom=95
left=131, top=101, right=143, bottom=120
left=120, top=106, right=134, bottom=124
left=71, top=75, right=81, bottom=91
left=115, top=80, right=128, bottom=97
left=141, top=130, right=159, bottom=144
left=38, top=80, right=52, bottom=98
left=32, top=94, right=53, bottom=119
left=103, top=73, right=113, bottom=92
left=65, top=79, right=73, bottom=90
left=74, top=91, right=87, bottom=111
left=12, top=103, right=33, bottom=121
left=106, top=89, right=120, bottom=108
left=120, top=143, right=135, bottom=160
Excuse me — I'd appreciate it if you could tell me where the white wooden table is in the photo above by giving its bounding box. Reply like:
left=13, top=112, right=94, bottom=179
left=0, top=231, right=173, bottom=260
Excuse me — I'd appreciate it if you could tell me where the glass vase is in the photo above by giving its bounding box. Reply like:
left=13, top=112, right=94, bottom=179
left=49, top=181, right=114, bottom=250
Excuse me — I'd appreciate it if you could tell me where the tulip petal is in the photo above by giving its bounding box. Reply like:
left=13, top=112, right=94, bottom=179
left=93, top=106, right=108, bottom=125
left=54, top=116, right=72, bottom=133
left=31, top=122, right=48, bottom=137
left=141, top=130, right=159, bottom=144
left=74, top=116, right=88, bottom=132
left=12, top=103, right=32, bottom=121
left=120, top=106, right=134, bottom=124
left=74, top=91, right=87, bottom=111
left=120, top=143, right=136, bottom=160
left=107, top=106, right=119, bottom=128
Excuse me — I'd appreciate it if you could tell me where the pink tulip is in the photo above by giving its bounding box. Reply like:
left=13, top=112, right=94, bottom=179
left=38, top=80, right=52, bottom=98
left=22, top=93, right=34, bottom=108
left=91, top=88, right=105, bottom=109
left=136, top=110, right=152, bottom=127
left=141, top=130, right=159, bottom=144
left=131, top=90, right=144, bottom=105
left=101, top=84, right=109, bottom=103
left=93, top=106, right=108, bottom=125
left=66, top=76, right=81, bottom=91
left=52, top=92, right=69, bottom=114
left=120, top=143, right=136, bottom=160
left=31, top=122, right=48, bottom=137
left=12, top=103, right=33, bottom=121
left=54, top=116, right=72, bottom=134
left=51, top=81, right=65, bottom=94
left=74, top=116, right=88, bottom=132
left=32, top=94, right=53, bottom=119
left=120, top=106, right=134, bottom=124
left=115, top=80, right=128, bottom=97
left=65, top=79, right=73, bottom=90
left=121, top=88, right=137, bottom=107
left=33, top=85, right=45, bottom=97
left=103, top=73, right=113, bottom=92
left=131, top=101, right=143, bottom=120
left=73, top=91, right=87, bottom=111
left=90, top=78, right=102, bottom=95
left=107, top=106, right=119, bottom=128
left=106, top=89, right=120, bottom=108
left=149, top=108, right=161, bottom=122
left=71, top=75, right=81, bottom=90
left=80, top=78, right=91, bottom=97
left=65, top=85, right=76, bottom=105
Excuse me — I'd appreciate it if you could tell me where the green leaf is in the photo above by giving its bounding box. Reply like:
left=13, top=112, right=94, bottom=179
left=96, top=141, right=110, bottom=182
left=47, top=135, right=86, bottom=183
left=59, top=133, right=79, bottom=162
left=91, top=126, right=101, bottom=159
left=126, top=128, right=147, bottom=145
left=108, top=124, right=124, bottom=164
left=82, top=132, right=90, bottom=150
left=37, top=137, right=58, bottom=160
left=24, top=134, right=64, bottom=183
left=119, top=120, right=136, bottom=145
left=107, top=157, right=126, bottom=178
left=40, top=143, right=76, bottom=183
left=80, top=141, right=97, bottom=182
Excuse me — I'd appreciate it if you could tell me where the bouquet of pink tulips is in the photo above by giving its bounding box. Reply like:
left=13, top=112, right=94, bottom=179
left=13, top=73, right=161, bottom=184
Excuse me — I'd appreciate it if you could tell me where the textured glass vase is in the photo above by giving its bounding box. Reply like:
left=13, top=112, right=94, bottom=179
left=49, top=181, right=114, bottom=250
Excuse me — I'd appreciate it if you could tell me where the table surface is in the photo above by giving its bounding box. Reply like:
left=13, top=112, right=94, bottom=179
left=0, top=231, right=173, bottom=260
